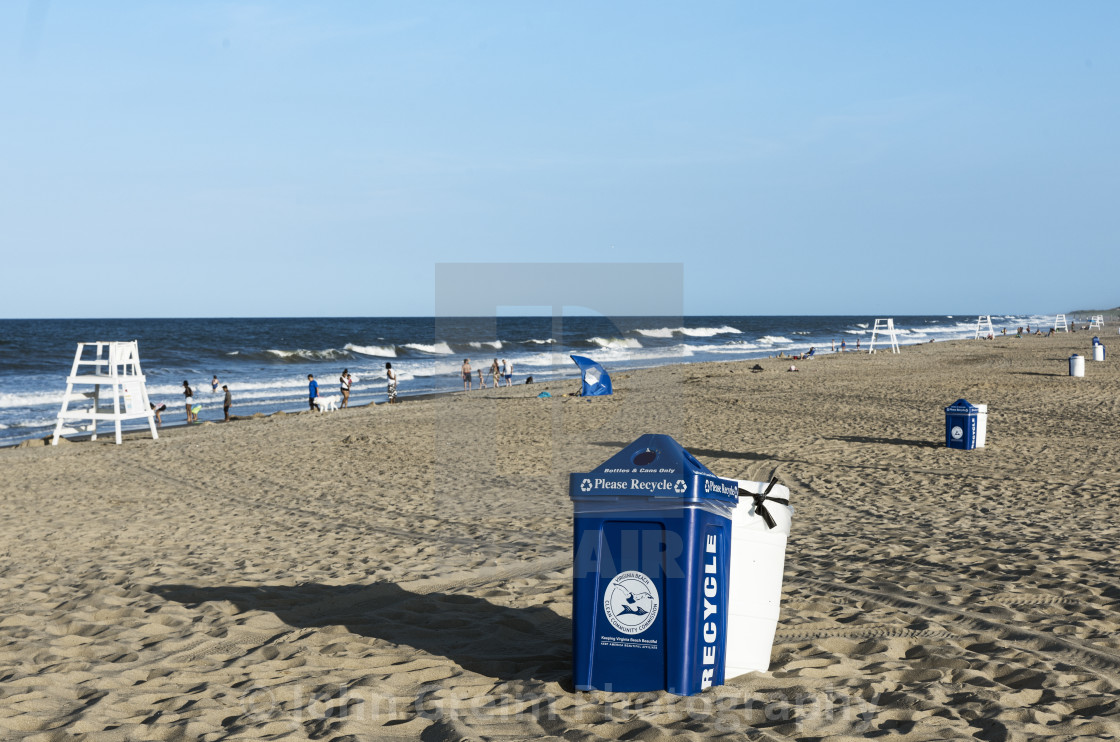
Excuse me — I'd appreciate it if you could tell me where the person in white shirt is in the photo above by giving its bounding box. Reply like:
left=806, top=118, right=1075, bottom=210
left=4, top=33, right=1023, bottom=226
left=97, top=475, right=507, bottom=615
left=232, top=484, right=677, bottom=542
left=340, top=369, right=352, bottom=408
left=502, top=359, right=513, bottom=387
left=386, top=362, right=398, bottom=404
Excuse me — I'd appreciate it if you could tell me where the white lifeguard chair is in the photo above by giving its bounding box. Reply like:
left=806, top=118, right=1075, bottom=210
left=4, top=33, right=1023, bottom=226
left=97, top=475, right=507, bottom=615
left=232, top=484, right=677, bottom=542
left=52, top=341, right=159, bottom=445
left=868, top=318, right=900, bottom=354
left=1089, top=315, right=1104, bottom=330
left=974, top=315, right=995, bottom=339
left=1053, top=314, right=1068, bottom=333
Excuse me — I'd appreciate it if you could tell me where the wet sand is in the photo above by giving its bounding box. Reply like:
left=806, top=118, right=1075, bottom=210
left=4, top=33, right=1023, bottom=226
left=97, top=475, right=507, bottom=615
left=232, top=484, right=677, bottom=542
left=2, top=334, right=1119, bottom=740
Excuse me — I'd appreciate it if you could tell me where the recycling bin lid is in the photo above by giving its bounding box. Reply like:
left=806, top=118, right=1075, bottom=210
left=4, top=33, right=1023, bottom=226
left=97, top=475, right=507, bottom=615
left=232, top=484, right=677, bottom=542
left=944, top=398, right=979, bottom=414
left=570, top=433, right=739, bottom=505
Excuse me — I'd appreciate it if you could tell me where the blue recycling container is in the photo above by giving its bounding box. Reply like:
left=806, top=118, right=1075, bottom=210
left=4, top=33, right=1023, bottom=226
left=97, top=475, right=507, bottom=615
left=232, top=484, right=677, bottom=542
left=569, top=434, right=738, bottom=696
left=1092, top=336, right=1101, bottom=346
left=945, top=399, right=979, bottom=450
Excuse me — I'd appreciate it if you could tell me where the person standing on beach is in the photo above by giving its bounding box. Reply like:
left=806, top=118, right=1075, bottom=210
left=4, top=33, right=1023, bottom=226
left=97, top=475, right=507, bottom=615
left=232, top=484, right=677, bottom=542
left=183, top=381, right=196, bottom=423
left=491, top=358, right=501, bottom=388
left=502, top=358, right=512, bottom=387
left=340, top=369, right=352, bottom=408
left=477, top=368, right=487, bottom=388
left=462, top=359, right=472, bottom=390
left=211, top=375, right=219, bottom=393
left=308, top=374, right=319, bottom=410
left=386, top=362, right=398, bottom=404
left=222, top=385, right=232, bottom=422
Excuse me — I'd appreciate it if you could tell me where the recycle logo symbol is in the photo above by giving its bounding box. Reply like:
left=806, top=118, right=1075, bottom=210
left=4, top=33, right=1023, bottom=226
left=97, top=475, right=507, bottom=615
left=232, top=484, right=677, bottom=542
left=674, top=479, right=687, bottom=494
left=580, top=478, right=593, bottom=492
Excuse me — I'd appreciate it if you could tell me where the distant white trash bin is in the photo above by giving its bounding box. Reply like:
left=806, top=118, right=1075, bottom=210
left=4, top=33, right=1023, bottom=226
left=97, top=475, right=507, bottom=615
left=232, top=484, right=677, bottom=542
left=976, top=404, right=988, bottom=448
left=1093, top=344, right=1106, bottom=362
left=725, top=478, right=794, bottom=678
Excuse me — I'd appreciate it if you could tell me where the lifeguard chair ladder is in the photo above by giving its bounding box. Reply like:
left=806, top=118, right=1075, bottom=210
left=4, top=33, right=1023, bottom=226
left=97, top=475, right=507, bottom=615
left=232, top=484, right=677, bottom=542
left=974, top=315, right=995, bottom=339
left=867, top=318, right=900, bottom=354
left=1053, top=314, right=1068, bottom=333
left=52, top=341, right=159, bottom=445
left=1089, top=315, right=1104, bottom=330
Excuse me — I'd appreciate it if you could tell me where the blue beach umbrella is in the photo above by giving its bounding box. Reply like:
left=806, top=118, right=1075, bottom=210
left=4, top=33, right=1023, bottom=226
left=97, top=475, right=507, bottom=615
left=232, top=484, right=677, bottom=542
left=569, top=355, right=612, bottom=396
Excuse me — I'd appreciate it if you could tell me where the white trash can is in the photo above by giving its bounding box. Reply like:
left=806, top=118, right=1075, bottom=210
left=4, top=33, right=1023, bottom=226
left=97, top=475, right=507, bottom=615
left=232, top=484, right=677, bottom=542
left=725, top=479, right=793, bottom=678
left=1070, top=354, right=1085, bottom=377
left=975, top=404, right=988, bottom=447
left=1093, top=344, right=1105, bottom=362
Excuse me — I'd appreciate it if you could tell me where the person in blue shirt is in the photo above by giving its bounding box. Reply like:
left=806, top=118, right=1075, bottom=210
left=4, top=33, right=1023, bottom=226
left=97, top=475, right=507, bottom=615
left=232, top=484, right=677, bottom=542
left=308, top=374, right=319, bottom=410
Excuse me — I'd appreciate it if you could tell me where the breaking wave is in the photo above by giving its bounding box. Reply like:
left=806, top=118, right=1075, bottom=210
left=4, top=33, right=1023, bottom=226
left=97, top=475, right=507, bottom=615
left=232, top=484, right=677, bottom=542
left=345, top=343, right=398, bottom=357
left=588, top=337, right=643, bottom=350
left=634, top=325, right=741, bottom=339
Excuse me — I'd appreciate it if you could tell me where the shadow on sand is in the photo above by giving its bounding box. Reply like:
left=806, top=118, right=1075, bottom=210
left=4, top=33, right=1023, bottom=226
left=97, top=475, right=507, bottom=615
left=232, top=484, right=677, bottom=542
left=822, top=435, right=941, bottom=449
left=150, top=581, right=572, bottom=686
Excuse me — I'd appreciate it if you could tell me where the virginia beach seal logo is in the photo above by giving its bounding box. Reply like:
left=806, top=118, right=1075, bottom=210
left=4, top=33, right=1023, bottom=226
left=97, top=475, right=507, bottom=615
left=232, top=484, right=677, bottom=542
left=603, top=571, right=659, bottom=634
left=950, top=425, right=964, bottom=441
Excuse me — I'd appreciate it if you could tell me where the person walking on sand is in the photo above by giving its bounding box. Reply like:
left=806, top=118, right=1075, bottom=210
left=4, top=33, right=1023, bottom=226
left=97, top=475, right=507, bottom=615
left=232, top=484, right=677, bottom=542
left=183, top=381, right=196, bottom=423
left=386, top=362, right=398, bottom=404
left=462, top=359, right=472, bottom=390
left=340, top=368, right=352, bottom=408
left=308, top=374, right=319, bottom=410
left=491, top=358, right=501, bottom=388
left=502, top=358, right=513, bottom=387
left=477, top=368, right=487, bottom=389
left=222, top=385, right=232, bottom=422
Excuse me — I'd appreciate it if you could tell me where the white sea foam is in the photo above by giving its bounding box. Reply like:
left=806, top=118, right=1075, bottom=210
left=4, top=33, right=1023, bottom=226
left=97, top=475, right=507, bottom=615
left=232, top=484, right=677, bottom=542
left=515, top=352, right=568, bottom=367
left=0, top=390, right=75, bottom=409
left=635, top=326, right=741, bottom=338
left=345, top=343, right=398, bottom=357
left=469, top=341, right=503, bottom=350
left=589, top=337, right=643, bottom=349
left=697, top=341, right=761, bottom=353
left=265, top=348, right=351, bottom=361
left=403, top=342, right=454, bottom=355
left=525, top=338, right=556, bottom=345
left=407, top=359, right=470, bottom=377
left=757, top=336, right=793, bottom=345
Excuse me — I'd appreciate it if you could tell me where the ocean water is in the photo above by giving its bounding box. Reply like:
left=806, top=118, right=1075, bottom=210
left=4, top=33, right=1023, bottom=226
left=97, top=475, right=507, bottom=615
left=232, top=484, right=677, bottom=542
left=0, top=313, right=1056, bottom=445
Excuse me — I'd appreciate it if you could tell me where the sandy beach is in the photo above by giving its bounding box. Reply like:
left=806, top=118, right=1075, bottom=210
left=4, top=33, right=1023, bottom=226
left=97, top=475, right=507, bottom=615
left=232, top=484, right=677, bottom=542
left=2, top=334, right=1119, bottom=740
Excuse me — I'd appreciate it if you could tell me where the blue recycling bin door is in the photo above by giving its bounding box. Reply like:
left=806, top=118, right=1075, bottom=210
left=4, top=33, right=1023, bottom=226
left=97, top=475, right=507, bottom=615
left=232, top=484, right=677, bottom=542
left=570, top=434, right=738, bottom=695
left=945, top=399, right=979, bottom=450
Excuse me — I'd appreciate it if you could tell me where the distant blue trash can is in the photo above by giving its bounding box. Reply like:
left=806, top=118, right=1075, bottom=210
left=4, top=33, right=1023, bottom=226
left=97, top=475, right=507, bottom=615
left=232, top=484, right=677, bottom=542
left=1092, top=336, right=1101, bottom=346
left=570, top=434, right=738, bottom=695
left=945, top=399, right=979, bottom=450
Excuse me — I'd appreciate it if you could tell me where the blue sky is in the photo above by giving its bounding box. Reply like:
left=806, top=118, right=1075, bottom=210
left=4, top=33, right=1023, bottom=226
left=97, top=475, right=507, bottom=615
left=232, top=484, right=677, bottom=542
left=2, top=2, right=1117, bottom=318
